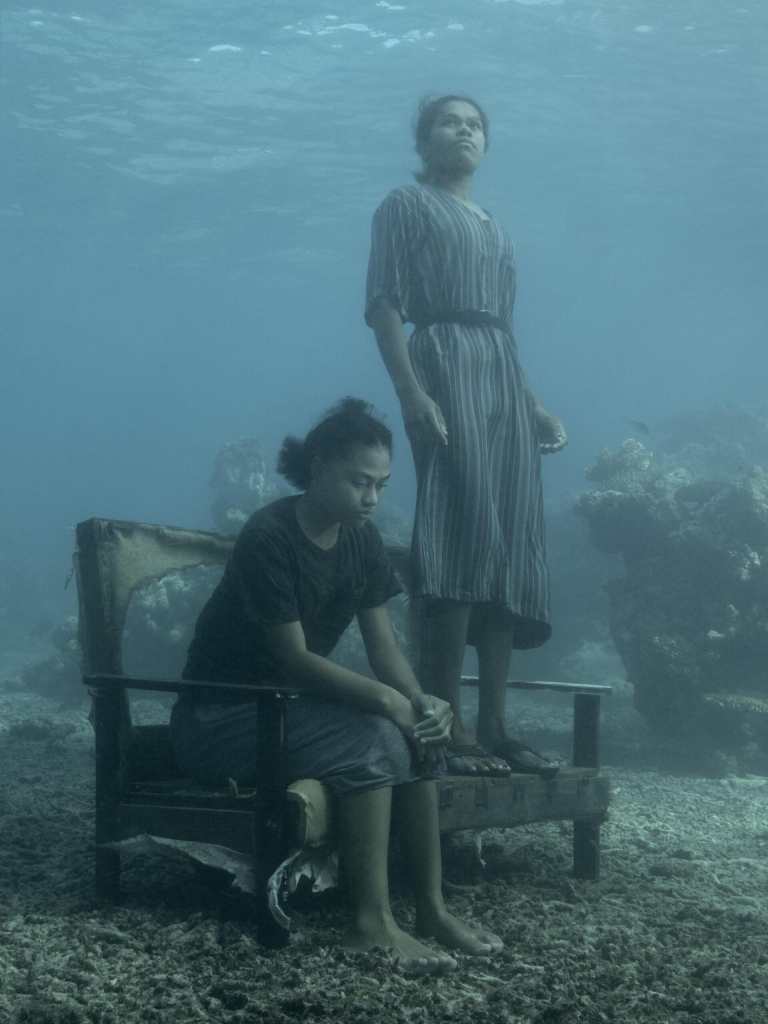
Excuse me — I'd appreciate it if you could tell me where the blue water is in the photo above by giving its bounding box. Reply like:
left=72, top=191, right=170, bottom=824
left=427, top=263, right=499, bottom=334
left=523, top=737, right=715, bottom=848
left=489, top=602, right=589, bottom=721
left=1, top=0, right=766, bottom=620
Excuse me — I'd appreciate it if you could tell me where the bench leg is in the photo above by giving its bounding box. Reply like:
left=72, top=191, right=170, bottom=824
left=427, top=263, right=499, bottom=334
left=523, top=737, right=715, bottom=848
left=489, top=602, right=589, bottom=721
left=573, top=821, right=600, bottom=881
left=572, top=693, right=601, bottom=882
left=93, top=686, right=123, bottom=903
left=254, top=692, right=290, bottom=948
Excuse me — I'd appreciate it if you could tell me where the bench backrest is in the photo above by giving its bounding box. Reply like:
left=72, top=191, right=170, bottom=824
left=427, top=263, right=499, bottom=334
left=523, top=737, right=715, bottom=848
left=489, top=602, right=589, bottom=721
left=74, top=517, right=410, bottom=677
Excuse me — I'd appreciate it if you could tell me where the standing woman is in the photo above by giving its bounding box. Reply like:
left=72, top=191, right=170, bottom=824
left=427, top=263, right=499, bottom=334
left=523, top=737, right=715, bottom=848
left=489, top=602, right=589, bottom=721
left=365, top=96, right=567, bottom=777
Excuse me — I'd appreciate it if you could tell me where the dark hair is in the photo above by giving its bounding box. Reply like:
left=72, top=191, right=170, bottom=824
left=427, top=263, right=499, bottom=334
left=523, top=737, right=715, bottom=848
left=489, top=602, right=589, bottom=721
left=277, top=397, right=393, bottom=491
left=413, top=94, right=490, bottom=184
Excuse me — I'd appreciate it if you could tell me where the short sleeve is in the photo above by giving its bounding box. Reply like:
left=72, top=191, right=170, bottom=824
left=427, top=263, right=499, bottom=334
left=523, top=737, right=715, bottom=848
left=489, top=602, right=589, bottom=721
left=358, top=524, right=405, bottom=609
left=227, top=528, right=300, bottom=626
left=365, top=188, right=420, bottom=327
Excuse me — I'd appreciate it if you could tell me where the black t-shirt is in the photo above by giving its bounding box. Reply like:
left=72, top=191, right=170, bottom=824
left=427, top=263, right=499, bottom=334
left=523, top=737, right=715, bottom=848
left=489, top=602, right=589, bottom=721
left=183, top=496, right=403, bottom=696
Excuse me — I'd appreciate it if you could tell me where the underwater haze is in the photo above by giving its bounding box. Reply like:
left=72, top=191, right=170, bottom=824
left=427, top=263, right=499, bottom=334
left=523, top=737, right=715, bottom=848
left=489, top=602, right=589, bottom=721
left=1, top=0, right=766, bottom=622
left=3, top=4, right=768, bottom=1021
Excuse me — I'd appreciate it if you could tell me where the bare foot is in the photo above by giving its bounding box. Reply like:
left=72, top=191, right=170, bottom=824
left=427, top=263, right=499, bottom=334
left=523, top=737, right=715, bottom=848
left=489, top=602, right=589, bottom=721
left=344, top=914, right=457, bottom=975
left=416, top=908, right=504, bottom=956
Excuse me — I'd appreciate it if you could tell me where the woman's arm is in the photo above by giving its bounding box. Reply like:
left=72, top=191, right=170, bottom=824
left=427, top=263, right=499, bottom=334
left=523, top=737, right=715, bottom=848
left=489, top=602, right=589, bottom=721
left=368, top=299, right=448, bottom=447
left=262, top=618, right=450, bottom=756
left=357, top=602, right=423, bottom=700
left=357, top=603, right=453, bottom=756
left=264, top=619, right=403, bottom=715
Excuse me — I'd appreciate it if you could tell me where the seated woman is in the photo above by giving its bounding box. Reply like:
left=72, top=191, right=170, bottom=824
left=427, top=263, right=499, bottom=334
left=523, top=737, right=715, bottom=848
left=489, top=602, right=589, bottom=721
left=169, top=398, right=503, bottom=975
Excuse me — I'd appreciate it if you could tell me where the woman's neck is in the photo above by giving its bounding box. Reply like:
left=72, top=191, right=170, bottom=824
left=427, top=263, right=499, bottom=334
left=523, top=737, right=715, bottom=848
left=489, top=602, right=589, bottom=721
left=429, top=170, right=473, bottom=202
left=295, top=493, right=340, bottom=550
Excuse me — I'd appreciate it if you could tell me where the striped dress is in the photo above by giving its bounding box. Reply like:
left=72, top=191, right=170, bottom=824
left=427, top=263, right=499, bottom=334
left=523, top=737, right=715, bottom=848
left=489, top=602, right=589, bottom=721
left=365, top=184, right=551, bottom=649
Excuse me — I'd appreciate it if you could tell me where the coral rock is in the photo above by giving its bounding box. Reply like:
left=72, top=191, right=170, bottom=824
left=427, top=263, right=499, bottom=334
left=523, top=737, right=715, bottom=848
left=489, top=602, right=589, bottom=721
left=575, top=436, right=768, bottom=775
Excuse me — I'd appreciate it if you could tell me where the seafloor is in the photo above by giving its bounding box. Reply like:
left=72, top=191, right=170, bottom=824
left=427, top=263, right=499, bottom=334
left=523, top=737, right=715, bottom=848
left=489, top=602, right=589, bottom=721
left=1, top=638, right=767, bottom=1024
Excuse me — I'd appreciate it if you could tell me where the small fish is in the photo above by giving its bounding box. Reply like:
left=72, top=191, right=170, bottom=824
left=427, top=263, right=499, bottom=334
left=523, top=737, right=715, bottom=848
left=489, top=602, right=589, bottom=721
left=627, top=419, right=650, bottom=436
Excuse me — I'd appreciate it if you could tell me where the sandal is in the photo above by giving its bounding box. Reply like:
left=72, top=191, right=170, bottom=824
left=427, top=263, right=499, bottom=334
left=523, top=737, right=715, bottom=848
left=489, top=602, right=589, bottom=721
left=444, top=743, right=512, bottom=778
left=493, top=739, right=559, bottom=779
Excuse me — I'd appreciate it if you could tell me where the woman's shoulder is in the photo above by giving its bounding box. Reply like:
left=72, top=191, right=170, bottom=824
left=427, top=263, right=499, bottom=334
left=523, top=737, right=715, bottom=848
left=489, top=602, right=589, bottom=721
left=242, top=495, right=298, bottom=528
left=235, top=496, right=300, bottom=552
left=376, top=184, right=428, bottom=211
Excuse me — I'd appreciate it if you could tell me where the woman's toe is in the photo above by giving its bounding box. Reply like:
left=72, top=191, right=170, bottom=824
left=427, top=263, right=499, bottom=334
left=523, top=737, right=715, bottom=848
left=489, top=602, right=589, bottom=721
left=399, top=953, right=457, bottom=976
left=398, top=956, right=430, bottom=975
left=477, top=931, right=504, bottom=952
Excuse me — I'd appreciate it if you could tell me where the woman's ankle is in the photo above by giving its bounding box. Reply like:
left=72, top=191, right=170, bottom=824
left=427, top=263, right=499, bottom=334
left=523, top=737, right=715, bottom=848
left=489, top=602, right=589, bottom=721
left=475, top=715, right=509, bottom=748
left=414, top=893, right=447, bottom=924
left=350, top=906, right=397, bottom=933
left=449, top=718, right=474, bottom=744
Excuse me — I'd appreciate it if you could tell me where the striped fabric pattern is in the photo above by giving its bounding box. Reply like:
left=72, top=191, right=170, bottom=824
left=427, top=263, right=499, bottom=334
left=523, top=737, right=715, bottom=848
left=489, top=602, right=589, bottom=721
left=366, top=184, right=551, bottom=649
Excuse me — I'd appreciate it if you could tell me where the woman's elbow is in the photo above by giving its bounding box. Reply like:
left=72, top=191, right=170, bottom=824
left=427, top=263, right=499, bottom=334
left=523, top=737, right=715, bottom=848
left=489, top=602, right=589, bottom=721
left=273, top=647, right=314, bottom=684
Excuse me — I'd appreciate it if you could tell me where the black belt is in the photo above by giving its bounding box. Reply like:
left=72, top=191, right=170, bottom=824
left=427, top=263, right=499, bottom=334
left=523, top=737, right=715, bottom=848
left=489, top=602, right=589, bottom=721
left=414, top=309, right=515, bottom=344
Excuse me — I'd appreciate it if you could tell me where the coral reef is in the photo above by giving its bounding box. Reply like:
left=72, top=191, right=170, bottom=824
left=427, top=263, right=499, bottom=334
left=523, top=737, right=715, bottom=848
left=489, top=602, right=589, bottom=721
left=20, top=616, right=80, bottom=704
left=575, top=431, right=768, bottom=774
left=513, top=501, right=620, bottom=681
left=123, top=566, right=224, bottom=681
left=658, top=404, right=768, bottom=479
left=208, top=438, right=285, bottom=535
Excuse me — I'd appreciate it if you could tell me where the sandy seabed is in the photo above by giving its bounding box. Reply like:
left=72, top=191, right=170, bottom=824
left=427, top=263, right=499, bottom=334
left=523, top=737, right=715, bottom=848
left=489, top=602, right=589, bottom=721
left=0, top=671, right=767, bottom=1024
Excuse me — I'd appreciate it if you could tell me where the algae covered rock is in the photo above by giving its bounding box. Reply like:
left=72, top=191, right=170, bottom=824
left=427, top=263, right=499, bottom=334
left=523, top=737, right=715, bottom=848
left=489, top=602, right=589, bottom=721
left=575, top=429, right=768, bottom=774
left=20, top=616, right=80, bottom=703
left=123, top=565, right=225, bottom=680
left=208, top=438, right=284, bottom=535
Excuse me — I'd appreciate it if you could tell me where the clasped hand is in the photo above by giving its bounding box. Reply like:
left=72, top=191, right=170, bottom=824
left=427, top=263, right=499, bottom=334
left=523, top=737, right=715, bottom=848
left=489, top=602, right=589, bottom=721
left=409, top=693, right=453, bottom=765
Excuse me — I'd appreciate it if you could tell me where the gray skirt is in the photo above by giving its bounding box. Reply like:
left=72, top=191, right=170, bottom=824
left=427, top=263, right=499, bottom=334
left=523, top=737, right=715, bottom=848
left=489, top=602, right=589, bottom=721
left=169, top=695, right=445, bottom=798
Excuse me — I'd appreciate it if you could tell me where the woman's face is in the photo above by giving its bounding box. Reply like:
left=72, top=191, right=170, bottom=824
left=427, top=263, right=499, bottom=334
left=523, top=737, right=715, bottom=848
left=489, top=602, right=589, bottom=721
left=426, top=100, right=486, bottom=179
left=311, top=443, right=391, bottom=528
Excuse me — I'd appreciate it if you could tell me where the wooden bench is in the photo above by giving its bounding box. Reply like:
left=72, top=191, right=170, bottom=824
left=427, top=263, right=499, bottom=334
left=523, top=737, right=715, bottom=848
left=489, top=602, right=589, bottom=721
left=75, top=517, right=611, bottom=945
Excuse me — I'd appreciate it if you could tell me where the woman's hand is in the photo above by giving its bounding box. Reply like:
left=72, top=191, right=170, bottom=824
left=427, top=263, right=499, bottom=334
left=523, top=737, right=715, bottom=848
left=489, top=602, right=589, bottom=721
left=411, top=694, right=453, bottom=765
left=388, top=693, right=452, bottom=763
left=399, top=387, right=449, bottom=447
left=534, top=408, right=568, bottom=455
left=411, top=694, right=452, bottom=740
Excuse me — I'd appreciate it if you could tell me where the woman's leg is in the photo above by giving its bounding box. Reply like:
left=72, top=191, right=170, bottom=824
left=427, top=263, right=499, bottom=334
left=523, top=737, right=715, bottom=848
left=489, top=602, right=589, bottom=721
left=474, top=621, right=558, bottom=772
left=474, top=622, right=515, bottom=753
left=420, top=599, right=508, bottom=774
left=339, top=786, right=456, bottom=974
left=394, top=781, right=503, bottom=955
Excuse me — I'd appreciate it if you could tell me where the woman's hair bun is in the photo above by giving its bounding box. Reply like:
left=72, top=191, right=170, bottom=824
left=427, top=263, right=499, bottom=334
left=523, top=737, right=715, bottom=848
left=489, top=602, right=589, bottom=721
left=277, top=397, right=393, bottom=491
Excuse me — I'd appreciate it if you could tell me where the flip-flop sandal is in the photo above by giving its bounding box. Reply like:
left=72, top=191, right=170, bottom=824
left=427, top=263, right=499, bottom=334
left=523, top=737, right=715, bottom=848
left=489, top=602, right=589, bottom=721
left=444, top=743, right=511, bottom=778
left=493, top=739, right=559, bottom=779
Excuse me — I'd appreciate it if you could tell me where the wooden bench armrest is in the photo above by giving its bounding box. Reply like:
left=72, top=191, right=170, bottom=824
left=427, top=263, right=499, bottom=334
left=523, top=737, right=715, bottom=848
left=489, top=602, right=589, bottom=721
left=461, top=676, right=612, bottom=696
left=83, top=673, right=302, bottom=699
